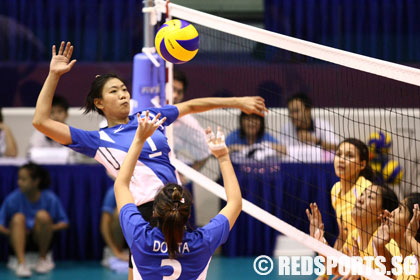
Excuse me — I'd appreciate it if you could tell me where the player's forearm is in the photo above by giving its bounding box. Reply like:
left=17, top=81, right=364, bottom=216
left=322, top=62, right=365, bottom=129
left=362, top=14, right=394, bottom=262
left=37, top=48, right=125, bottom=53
left=177, top=97, right=239, bottom=117
left=409, top=236, right=420, bottom=257
left=2, top=125, right=18, bottom=157
left=33, top=73, right=60, bottom=127
left=218, top=154, right=242, bottom=210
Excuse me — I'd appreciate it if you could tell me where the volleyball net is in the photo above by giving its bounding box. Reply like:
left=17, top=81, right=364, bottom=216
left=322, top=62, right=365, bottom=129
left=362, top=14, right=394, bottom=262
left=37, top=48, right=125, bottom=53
left=148, top=1, right=420, bottom=279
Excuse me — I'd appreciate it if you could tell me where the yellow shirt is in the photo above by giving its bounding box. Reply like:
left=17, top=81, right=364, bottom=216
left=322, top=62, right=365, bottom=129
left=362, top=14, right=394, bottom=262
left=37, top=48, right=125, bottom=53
left=331, top=176, right=371, bottom=236
left=343, top=229, right=378, bottom=260
left=387, top=241, right=420, bottom=280
left=343, top=230, right=413, bottom=280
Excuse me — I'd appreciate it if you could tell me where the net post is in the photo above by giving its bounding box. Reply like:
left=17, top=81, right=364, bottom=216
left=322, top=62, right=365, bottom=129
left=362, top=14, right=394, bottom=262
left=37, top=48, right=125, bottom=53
left=143, top=0, right=154, bottom=48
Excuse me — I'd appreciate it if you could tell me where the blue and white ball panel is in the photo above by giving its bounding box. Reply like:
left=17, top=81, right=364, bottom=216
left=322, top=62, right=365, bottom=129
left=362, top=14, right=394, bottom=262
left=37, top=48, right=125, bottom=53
left=66, top=105, right=180, bottom=205
left=119, top=204, right=230, bottom=280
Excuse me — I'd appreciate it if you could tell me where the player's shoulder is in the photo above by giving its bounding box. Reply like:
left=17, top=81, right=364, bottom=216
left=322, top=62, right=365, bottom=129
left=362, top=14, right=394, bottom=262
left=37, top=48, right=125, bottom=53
left=331, top=181, right=341, bottom=194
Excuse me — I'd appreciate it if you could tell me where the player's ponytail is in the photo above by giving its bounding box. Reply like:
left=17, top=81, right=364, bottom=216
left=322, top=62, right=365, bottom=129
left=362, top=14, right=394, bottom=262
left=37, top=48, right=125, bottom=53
left=154, top=184, right=192, bottom=259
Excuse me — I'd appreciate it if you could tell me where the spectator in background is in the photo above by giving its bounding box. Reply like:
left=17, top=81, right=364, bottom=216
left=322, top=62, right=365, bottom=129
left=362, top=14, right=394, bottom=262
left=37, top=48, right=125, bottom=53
left=226, top=112, right=286, bottom=161
left=279, top=93, right=338, bottom=151
left=101, top=185, right=129, bottom=268
left=172, top=70, right=210, bottom=179
left=0, top=108, right=18, bottom=157
left=0, top=163, right=68, bottom=277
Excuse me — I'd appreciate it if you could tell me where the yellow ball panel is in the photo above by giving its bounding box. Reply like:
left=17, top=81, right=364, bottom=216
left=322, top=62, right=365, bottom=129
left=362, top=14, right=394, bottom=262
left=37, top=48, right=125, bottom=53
left=164, top=38, right=198, bottom=62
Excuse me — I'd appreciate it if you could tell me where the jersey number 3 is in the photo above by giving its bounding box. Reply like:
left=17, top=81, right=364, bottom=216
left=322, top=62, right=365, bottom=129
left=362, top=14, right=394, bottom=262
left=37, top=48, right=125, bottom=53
left=161, top=259, right=181, bottom=279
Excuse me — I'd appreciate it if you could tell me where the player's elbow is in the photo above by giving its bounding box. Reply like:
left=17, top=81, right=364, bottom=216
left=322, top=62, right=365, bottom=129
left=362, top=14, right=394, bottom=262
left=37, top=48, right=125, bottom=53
left=32, top=117, right=46, bottom=130
left=230, top=199, right=242, bottom=215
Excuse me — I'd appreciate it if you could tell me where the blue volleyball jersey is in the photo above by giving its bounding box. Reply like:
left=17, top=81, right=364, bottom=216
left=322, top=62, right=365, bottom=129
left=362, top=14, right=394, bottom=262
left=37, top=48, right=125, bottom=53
left=67, top=105, right=179, bottom=206
left=120, top=203, right=230, bottom=280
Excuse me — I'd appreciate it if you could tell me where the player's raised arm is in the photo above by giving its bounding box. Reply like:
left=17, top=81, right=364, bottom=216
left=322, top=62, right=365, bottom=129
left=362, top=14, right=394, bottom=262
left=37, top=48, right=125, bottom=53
left=114, top=111, right=166, bottom=212
left=175, top=96, right=268, bottom=119
left=32, top=42, right=77, bottom=145
left=206, top=127, right=242, bottom=230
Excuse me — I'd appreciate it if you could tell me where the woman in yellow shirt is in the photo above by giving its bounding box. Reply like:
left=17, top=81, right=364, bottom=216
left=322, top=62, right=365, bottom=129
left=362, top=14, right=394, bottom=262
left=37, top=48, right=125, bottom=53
left=308, top=184, right=398, bottom=279
left=374, top=193, right=420, bottom=280
left=406, top=203, right=420, bottom=258
left=331, top=139, right=373, bottom=251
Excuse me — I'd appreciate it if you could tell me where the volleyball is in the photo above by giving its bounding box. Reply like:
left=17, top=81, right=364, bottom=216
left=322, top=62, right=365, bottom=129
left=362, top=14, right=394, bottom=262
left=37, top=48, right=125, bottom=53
left=367, top=131, right=392, bottom=155
left=155, top=19, right=199, bottom=64
left=382, top=160, right=403, bottom=185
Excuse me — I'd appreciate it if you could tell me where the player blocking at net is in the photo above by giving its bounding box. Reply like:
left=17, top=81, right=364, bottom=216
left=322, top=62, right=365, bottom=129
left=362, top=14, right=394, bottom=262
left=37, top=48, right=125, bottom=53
left=114, top=114, right=241, bottom=279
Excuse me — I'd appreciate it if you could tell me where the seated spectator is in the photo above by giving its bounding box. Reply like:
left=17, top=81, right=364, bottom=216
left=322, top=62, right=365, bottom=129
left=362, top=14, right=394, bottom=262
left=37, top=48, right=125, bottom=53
left=0, top=108, right=18, bottom=157
left=226, top=112, right=285, bottom=162
left=279, top=93, right=338, bottom=151
left=100, top=186, right=129, bottom=269
left=0, top=163, right=68, bottom=277
left=27, top=96, right=75, bottom=162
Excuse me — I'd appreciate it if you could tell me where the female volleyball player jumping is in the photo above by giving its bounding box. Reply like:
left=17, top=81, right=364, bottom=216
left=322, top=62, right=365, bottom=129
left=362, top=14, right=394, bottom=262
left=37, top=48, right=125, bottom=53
left=114, top=114, right=241, bottom=279
left=33, top=41, right=260, bottom=277
left=33, top=42, right=264, bottom=208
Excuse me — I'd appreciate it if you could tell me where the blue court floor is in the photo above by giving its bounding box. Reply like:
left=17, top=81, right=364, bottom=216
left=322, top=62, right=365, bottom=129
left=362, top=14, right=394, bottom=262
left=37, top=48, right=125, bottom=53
left=0, top=256, right=317, bottom=279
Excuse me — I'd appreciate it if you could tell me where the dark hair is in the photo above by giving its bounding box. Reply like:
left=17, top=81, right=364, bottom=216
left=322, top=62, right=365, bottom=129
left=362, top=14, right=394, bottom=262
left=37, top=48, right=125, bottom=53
left=287, top=92, right=312, bottom=109
left=375, top=184, right=399, bottom=213
left=0, top=108, right=3, bottom=123
left=52, top=95, right=69, bottom=111
left=83, top=74, right=125, bottom=116
left=173, top=69, right=188, bottom=92
left=239, top=112, right=265, bottom=140
left=337, top=138, right=374, bottom=181
left=19, top=163, right=51, bottom=190
left=404, top=193, right=420, bottom=242
left=153, top=183, right=192, bottom=259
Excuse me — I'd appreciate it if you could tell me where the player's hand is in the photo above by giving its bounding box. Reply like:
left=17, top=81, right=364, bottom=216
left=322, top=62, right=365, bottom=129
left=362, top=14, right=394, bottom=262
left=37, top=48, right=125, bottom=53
left=374, top=210, right=391, bottom=246
left=237, top=96, right=268, bottom=117
left=135, top=111, right=166, bottom=142
left=206, top=126, right=228, bottom=159
left=306, top=203, right=325, bottom=242
left=50, top=42, right=77, bottom=76
left=406, top=204, right=420, bottom=240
